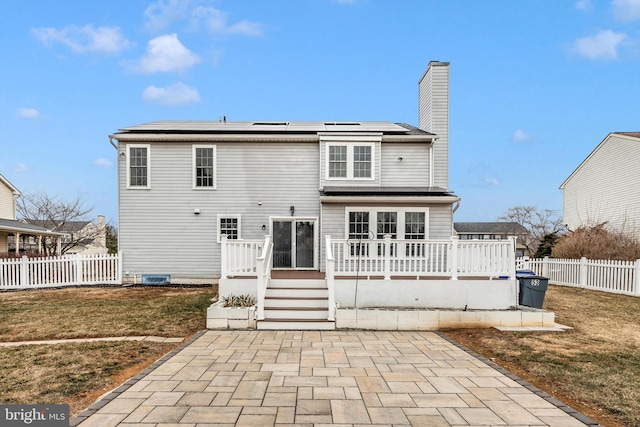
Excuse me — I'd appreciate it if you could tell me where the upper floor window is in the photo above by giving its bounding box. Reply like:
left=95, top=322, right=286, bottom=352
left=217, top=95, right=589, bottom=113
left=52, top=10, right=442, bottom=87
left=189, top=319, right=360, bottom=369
left=127, top=145, right=150, bottom=188
left=193, top=145, right=216, bottom=189
left=326, top=143, right=375, bottom=180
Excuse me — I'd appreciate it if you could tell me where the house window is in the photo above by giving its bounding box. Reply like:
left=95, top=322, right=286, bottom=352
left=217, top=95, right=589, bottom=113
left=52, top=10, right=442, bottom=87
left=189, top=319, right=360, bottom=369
left=326, top=143, right=375, bottom=180
left=193, top=145, right=216, bottom=189
left=405, top=212, right=425, bottom=239
left=127, top=145, right=150, bottom=188
left=376, top=212, right=397, bottom=239
left=353, top=146, right=372, bottom=178
left=328, top=146, right=347, bottom=178
left=348, top=212, right=369, bottom=240
left=346, top=208, right=429, bottom=240
left=218, top=215, right=240, bottom=242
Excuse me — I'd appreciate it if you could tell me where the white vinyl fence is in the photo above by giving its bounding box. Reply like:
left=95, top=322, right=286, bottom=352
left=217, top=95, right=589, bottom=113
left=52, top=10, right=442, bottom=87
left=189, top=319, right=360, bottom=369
left=517, top=256, right=640, bottom=296
left=0, top=253, right=122, bottom=290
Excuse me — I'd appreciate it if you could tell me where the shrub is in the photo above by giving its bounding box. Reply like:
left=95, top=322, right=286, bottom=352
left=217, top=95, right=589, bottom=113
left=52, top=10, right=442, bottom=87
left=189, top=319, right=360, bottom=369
left=552, top=223, right=640, bottom=261
left=222, top=294, right=256, bottom=307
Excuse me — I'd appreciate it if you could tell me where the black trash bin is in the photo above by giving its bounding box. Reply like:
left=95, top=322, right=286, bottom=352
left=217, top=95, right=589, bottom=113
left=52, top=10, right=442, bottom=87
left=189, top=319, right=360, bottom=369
left=517, top=275, right=549, bottom=308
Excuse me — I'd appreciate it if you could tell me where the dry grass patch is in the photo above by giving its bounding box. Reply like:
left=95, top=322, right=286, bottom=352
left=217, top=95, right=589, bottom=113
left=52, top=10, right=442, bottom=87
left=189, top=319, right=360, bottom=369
left=444, top=284, right=640, bottom=427
left=0, top=287, right=215, bottom=341
left=0, top=286, right=215, bottom=416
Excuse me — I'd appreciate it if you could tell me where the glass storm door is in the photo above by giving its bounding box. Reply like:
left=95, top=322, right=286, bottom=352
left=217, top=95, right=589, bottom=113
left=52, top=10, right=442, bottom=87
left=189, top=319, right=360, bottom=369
left=272, top=220, right=315, bottom=269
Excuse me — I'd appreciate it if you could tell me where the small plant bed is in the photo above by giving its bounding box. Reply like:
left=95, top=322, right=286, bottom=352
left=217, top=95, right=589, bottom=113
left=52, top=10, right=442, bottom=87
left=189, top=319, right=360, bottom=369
left=222, top=293, right=256, bottom=307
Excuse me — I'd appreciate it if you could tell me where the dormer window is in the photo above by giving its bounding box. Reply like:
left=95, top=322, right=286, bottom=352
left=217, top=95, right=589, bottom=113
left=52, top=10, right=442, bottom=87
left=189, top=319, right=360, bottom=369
left=326, top=143, right=374, bottom=180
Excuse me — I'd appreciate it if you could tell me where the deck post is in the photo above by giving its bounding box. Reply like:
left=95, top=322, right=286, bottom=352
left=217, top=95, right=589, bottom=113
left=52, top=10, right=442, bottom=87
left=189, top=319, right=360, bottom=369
left=325, top=235, right=335, bottom=321
left=384, top=234, right=392, bottom=280
left=450, top=236, right=459, bottom=280
left=220, top=234, right=228, bottom=279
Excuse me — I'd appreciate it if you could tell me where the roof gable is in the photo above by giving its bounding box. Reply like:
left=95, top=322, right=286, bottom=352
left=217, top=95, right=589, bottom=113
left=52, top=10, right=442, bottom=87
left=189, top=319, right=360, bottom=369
left=560, top=132, right=640, bottom=189
left=0, top=173, right=20, bottom=195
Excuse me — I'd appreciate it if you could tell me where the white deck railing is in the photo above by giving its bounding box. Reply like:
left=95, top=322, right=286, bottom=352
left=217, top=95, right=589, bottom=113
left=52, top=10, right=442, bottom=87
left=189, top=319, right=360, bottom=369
left=220, top=235, right=265, bottom=279
left=256, top=236, right=273, bottom=320
left=328, top=235, right=516, bottom=280
left=517, top=256, right=640, bottom=296
left=0, top=253, right=122, bottom=289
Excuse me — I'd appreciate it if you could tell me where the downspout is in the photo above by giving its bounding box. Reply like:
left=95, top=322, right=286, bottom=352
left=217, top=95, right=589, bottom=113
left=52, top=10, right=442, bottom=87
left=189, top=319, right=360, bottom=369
left=109, top=136, right=118, bottom=150
left=452, top=200, right=460, bottom=236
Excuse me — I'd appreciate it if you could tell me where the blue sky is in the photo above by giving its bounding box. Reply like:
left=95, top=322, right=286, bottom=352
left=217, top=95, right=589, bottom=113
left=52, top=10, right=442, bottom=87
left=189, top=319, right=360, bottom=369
left=1, top=0, right=639, bottom=225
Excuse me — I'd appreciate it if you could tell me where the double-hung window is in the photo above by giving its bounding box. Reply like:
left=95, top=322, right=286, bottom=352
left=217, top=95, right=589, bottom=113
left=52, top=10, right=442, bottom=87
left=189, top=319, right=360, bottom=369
left=218, top=215, right=240, bottom=242
left=193, top=145, right=216, bottom=189
left=127, top=144, right=150, bottom=188
left=326, top=143, right=375, bottom=180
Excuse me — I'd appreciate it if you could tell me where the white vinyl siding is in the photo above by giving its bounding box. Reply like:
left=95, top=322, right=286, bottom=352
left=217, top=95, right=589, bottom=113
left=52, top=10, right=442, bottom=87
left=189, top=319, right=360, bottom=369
left=380, top=143, right=431, bottom=186
left=127, top=144, right=150, bottom=189
left=0, top=181, right=16, bottom=219
left=193, top=145, right=216, bottom=189
left=419, top=62, right=449, bottom=189
left=118, top=141, right=320, bottom=279
left=562, top=134, right=640, bottom=232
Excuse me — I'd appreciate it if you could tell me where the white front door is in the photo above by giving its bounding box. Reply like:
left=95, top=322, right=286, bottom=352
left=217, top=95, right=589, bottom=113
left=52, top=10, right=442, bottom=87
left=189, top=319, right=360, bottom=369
left=272, top=219, right=316, bottom=269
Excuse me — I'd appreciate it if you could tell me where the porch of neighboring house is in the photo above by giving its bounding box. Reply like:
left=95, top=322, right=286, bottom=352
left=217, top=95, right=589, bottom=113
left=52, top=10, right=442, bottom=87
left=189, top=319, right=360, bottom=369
left=213, top=235, right=546, bottom=331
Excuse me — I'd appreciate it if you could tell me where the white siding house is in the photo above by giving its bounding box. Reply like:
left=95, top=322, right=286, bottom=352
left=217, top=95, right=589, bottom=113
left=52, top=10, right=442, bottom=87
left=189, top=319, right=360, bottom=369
left=560, top=132, right=640, bottom=233
left=111, top=61, right=460, bottom=283
left=0, top=173, right=66, bottom=254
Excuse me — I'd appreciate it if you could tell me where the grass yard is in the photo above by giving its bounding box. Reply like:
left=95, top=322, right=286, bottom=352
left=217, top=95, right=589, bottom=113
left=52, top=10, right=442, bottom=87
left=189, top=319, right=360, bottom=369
left=0, top=286, right=215, bottom=416
left=444, top=285, right=640, bottom=427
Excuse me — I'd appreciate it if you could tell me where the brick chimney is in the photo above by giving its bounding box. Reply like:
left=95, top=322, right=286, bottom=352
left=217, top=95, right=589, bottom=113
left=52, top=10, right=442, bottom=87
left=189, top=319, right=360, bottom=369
left=418, top=61, right=450, bottom=189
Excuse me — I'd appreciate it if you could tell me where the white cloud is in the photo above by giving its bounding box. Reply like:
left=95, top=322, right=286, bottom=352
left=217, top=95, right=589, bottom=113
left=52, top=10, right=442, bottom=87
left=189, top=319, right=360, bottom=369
left=484, top=175, right=501, bottom=187
left=32, top=25, right=132, bottom=55
left=94, top=158, right=114, bottom=168
left=512, top=129, right=535, bottom=143
left=573, top=30, right=627, bottom=59
left=575, top=0, right=592, bottom=11
left=16, top=108, right=39, bottom=118
left=142, top=82, right=200, bottom=106
left=144, top=0, right=191, bottom=32
left=126, top=34, right=200, bottom=74
left=191, top=6, right=263, bottom=36
left=13, top=164, right=28, bottom=173
left=612, top=0, right=640, bottom=22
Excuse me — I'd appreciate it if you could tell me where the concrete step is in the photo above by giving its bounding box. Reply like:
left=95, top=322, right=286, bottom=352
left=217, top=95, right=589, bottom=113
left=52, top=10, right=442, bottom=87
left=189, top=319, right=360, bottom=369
left=257, top=319, right=336, bottom=330
left=263, top=307, right=328, bottom=319
left=264, top=297, right=328, bottom=308
left=269, top=279, right=327, bottom=289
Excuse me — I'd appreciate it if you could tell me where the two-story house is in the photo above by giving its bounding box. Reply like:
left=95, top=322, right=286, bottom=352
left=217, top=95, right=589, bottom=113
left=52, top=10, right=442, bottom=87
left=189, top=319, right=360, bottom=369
left=111, top=61, right=458, bottom=281
left=111, top=62, right=518, bottom=328
left=0, top=173, right=66, bottom=254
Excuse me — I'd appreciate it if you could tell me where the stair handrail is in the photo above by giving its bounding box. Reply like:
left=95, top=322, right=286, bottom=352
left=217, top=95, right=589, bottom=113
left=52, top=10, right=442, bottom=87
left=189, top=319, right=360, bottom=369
left=256, top=235, right=273, bottom=321
left=325, top=235, right=335, bottom=321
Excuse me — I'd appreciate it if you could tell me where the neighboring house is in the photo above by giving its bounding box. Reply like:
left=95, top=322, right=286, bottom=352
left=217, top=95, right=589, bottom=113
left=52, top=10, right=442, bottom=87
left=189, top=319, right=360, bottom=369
left=560, top=132, right=640, bottom=233
left=0, top=173, right=65, bottom=254
left=110, top=62, right=519, bottom=327
left=18, top=216, right=107, bottom=255
left=454, top=222, right=530, bottom=257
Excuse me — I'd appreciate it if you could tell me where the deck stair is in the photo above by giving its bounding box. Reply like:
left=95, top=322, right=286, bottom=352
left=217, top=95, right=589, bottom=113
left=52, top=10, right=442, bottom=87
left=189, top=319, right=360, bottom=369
left=257, top=279, right=335, bottom=330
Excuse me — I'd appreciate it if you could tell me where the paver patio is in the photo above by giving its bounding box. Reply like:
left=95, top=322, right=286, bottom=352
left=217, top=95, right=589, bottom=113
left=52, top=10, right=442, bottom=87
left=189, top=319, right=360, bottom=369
left=72, top=330, right=598, bottom=426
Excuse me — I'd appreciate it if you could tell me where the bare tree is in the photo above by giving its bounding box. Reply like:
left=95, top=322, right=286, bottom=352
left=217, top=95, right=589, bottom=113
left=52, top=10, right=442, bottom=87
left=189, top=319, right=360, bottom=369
left=498, top=205, right=565, bottom=255
left=15, top=192, right=103, bottom=255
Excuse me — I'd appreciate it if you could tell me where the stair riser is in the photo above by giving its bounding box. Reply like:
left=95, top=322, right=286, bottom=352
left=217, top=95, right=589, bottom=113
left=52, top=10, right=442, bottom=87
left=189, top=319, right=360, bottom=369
left=264, top=300, right=327, bottom=308
left=269, top=279, right=326, bottom=288
left=266, top=290, right=327, bottom=298
left=263, top=310, right=328, bottom=319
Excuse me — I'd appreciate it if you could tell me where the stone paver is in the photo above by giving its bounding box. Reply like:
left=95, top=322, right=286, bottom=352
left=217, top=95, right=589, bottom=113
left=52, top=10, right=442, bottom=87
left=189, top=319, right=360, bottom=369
left=72, top=330, right=599, bottom=426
